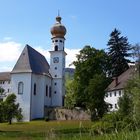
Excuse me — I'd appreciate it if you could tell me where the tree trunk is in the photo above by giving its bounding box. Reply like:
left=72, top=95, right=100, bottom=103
left=9, top=119, right=12, bottom=125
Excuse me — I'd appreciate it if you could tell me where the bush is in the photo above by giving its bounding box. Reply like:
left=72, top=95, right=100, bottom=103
left=44, top=116, right=49, bottom=122
left=102, top=112, right=136, bottom=132
left=90, top=121, right=114, bottom=135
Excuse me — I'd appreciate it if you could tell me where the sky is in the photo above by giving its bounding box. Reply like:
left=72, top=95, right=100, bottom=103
left=0, top=0, right=140, bottom=72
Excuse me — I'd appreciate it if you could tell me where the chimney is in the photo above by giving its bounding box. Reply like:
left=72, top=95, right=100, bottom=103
left=115, top=77, right=118, bottom=86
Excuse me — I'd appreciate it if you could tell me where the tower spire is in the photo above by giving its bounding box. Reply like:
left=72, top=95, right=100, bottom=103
left=56, top=10, right=61, bottom=23
left=58, top=9, right=60, bottom=17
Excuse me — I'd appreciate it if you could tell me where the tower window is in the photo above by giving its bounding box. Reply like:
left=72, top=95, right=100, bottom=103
left=54, top=82, right=57, bottom=85
left=34, top=83, right=36, bottom=95
left=55, top=75, right=57, bottom=77
left=55, top=40, right=58, bottom=42
left=46, top=85, right=48, bottom=96
left=54, top=91, right=56, bottom=94
left=55, top=45, right=58, bottom=51
left=18, top=82, right=24, bottom=94
left=49, top=86, right=51, bottom=98
left=55, top=67, right=57, bottom=70
left=60, top=40, right=62, bottom=42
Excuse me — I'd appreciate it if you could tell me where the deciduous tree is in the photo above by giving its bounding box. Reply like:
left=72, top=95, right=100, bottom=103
left=4, top=94, right=22, bottom=124
left=73, top=46, right=110, bottom=119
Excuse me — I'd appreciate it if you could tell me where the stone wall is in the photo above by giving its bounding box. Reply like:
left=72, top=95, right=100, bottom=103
left=44, top=107, right=91, bottom=120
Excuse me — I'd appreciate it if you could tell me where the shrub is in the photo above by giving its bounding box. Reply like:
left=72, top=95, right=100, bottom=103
left=44, top=116, right=49, bottom=122
left=90, top=121, right=114, bottom=135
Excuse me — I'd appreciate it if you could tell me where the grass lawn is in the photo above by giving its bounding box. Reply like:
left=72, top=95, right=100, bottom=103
left=0, top=120, right=140, bottom=140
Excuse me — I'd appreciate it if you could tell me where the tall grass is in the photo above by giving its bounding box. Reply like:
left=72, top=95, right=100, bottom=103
left=0, top=120, right=140, bottom=140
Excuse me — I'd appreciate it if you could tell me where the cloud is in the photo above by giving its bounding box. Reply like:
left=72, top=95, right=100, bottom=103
left=3, top=37, right=13, bottom=41
left=70, top=15, right=77, bottom=20
left=0, top=66, right=13, bottom=72
left=65, top=48, right=80, bottom=68
left=35, top=46, right=50, bottom=62
left=0, top=41, right=22, bottom=62
left=34, top=46, right=80, bottom=68
left=0, top=39, right=80, bottom=71
left=35, top=47, right=80, bottom=68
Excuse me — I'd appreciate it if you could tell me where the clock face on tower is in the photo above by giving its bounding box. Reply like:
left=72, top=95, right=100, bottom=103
left=53, top=57, right=59, bottom=63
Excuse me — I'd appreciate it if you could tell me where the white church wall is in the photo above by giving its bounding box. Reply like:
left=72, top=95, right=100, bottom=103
left=52, top=38, right=65, bottom=51
left=49, top=51, right=66, bottom=78
left=51, top=78, right=63, bottom=106
left=11, top=73, right=32, bottom=122
left=31, top=74, right=45, bottom=119
left=44, top=76, right=52, bottom=107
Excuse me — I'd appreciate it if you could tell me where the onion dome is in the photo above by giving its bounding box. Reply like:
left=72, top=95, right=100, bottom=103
left=51, top=16, right=66, bottom=38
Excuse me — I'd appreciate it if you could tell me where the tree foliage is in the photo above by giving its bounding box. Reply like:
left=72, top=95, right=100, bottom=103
left=118, top=76, right=140, bottom=125
left=73, top=46, right=110, bottom=119
left=0, top=93, right=22, bottom=124
left=87, top=74, right=109, bottom=120
left=0, top=87, right=4, bottom=94
left=107, top=28, right=131, bottom=77
left=65, top=77, right=76, bottom=109
left=132, top=43, right=140, bottom=77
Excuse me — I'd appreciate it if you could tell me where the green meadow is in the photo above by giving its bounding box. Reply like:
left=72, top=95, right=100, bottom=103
left=0, top=120, right=140, bottom=140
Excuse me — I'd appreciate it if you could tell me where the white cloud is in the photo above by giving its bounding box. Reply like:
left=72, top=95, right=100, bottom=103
left=65, top=48, right=80, bottom=68
left=35, top=46, right=50, bottom=61
left=0, top=39, right=80, bottom=72
left=0, top=66, right=13, bottom=72
left=3, top=37, right=13, bottom=41
left=0, top=41, right=22, bottom=62
left=70, top=15, right=77, bottom=20
left=35, top=47, right=80, bottom=68
left=33, top=47, right=80, bottom=68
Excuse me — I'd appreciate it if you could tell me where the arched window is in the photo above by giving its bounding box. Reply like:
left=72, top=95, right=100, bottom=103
left=55, top=45, right=58, bottom=51
left=18, top=82, right=24, bottom=94
left=49, top=86, right=51, bottom=98
left=34, top=83, right=36, bottom=95
left=46, top=85, right=48, bottom=96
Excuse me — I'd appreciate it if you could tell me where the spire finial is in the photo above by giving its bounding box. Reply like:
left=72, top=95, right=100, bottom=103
left=58, top=9, right=60, bottom=17
left=56, top=10, right=61, bottom=23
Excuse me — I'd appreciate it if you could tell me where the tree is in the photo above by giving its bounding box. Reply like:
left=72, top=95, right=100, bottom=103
left=132, top=43, right=140, bottom=78
left=107, top=28, right=131, bottom=77
left=65, top=78, right=76, bottom=109
left=4, top=94, right=22, bottom=124
left=0, top=87, right=5, bottom=122
left=87, top=74, right=109, bottom=120
left=118, top=92, right=133, bottom=121
left=0, top=87, right=5, bottom=99
left=0, top=87, right=4, bottom=94
left=73, top=46, right=110, bottom=119
left=118, top=76, right=140, bottom=126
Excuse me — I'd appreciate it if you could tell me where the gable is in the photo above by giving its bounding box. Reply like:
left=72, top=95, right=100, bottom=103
left=11, top=44, right=50, bottom=75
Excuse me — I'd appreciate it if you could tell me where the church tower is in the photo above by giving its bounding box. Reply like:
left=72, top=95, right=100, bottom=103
left=49, top=15, right=67, bottom=106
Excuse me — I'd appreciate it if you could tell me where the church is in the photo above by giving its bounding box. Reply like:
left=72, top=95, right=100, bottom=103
left=0, top=16, right=67, bottom=121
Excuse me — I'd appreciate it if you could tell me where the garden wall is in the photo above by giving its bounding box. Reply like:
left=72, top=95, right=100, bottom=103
left=44, top=107, right=91, bottom=120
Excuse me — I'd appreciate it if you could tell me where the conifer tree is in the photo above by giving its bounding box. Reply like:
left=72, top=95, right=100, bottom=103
left=107, top=28, right=131, bottom=77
